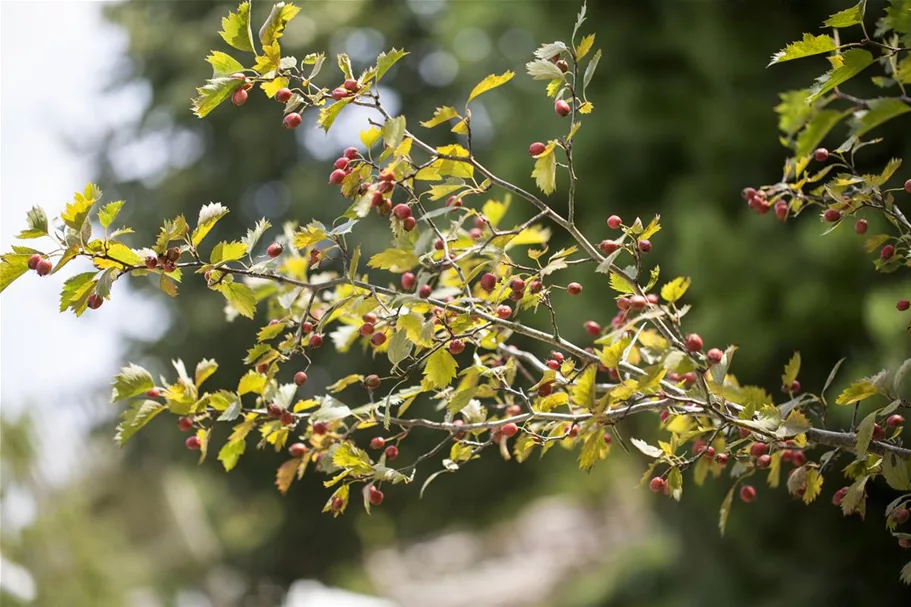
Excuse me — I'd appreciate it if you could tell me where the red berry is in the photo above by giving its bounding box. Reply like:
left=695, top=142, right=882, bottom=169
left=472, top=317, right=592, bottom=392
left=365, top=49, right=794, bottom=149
left=231, top=87, right=248, bottom=106
left=757, top=454, right=772, bottom=468
left=496, top=304, right=512, bottom=319
left=832, top=487, right=849, bottom=506
left=551, top=352, right=565, bottom=364
left=741, top=187, right=757, bottom=200
left=887, top=414, right=904, bottom=428
left=36, top=258, right=53, bottom=276
left=283, top=113, right=302, bottom=130
left=384, top=445, right=399, bottom=460
left=693, top=440, right=707, bottom=455
left=275, top=88, right=293, bottom=103
left=403, top=216, right=416, bottom=231
left=86, top=293, right=103, bottom=310
left=371, top=191, right=385, bottom=207
left=392, top=204, right=411, bottom=220
left=505, top=404, right=522, bottom=417
left=329, top=169, right=347, bottom=184
left=418, top=284, right=432, bottom=299
left=790, top=380, right=801, bottom=393
left=309, top=333, right=324, bottom=348
left=449, top=339, right=465, bottom=355
left=331, top=87, right=349, bottom=100
left=177, top=417, right=193, bottom=432
left=185, top=436, right=201, bottom=450
left=791, top=450, right=806, bottom=467
left=266, top=403, right=282, bottom=418
left=343, top=78, right=359, bottom=91
left=603, top=432, right=612, bottom=445
left=27, top=254, right=42, bottom=270
left=705, top=446, right=716, bottom=458
left=369, top=485, right=384, bottom=505
left=905, top=178, right=911, bottom=193
left=855, top=219, right=868, bottom=234
left=899, top=539, right=911, bottom=549
left=501, top=423, right=519, bottom=438
left=681, top=372, right=696, bottom=387
left=146, top=388, right=161, bottom=399
left=529, top=280, right=543, bottom=293
left=529, top=142, right=546, bottom=156
left=380, top=169, right=396, bottom=182
left=401, top=272, right=417, bottom=291
left=312, top=421, right=328, bottom=435
left=649, top=477, right=666, bottom=493
left=630, top=295, right=649, bottom=310
left=257, top=362, right=269, bottom=374
left=546, top=359, right=560, bottom=370
left=364, top=374, right=381, bottom=390
left=331, top=496, right=344, bottom=512
left=646, top=294, right=659, bottom=304
left=371, top=332, right=387, bottom=346
left=334, top=157, right=350, bottom=170
left=607, top=215, right=622, bottom=229
left=599, top=239, right=619, bottom=254
left=749, top=442, right=767, bottom=457
left=567, top=424, right=580, bottom=438
left=637, top=240, right=652, bottom=253
left=359, top=322, right=376, bottom=336
left=872, top=423, right=886, bottom=441
left=434, top=239, right=444, bottom=251
left=567, top=282, right=583, bottom=295
left=556, top=59, right=569, bottom=72
left=301, top=321, right=314, bottom=334
left=554, top=99, right=571, bottom=117
left=882, top=244, right=895, bottom=260
left=813, top=147, right=829, bottom=162
left=480, top=272, right=497, bottom=291
left=774, top=200, right=789, bottom=222
left=706, top=348, right=724, bottom=365
left=294, top=371, right=308, bottom=386
left=267, top=242, right=283, bottom=258
left=510, top=278, right=526, bottom=293
left=685, top=333, right=703, bottom=352
left=823, top=208, right=841, bottom=222
left=289, top=442, right=307, bottom=457
left=583, top=320, right=601, bottom=336
left=893, top=508, right=910, bottom=525
left=739, top=485, right=757, bottom=503
left=143, top=256, right=157, bottom=270
left=897, top=299, right=910, bottom=312
left=659, top=410, right=670, bottom=423
left=537, top=382, right=553, bottom=397
left=716, top=453, right=729, bottom=466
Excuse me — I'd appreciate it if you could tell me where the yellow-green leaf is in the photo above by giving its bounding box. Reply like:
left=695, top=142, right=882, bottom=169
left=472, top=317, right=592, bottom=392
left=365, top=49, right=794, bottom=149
left=660, top=276, right=690, bottom=303
left=531, top=142, right=557, bottom=195
left=576, top=33, right=595, bottom=59
left=421, top=106, right=460, bottom=128
left=835, top=379, right=879, bottom=405
left=294, top=222, right=328, bottom=249
left=571, top=365, right=597, bottom=408
left=578, top=430, right=609, bottom=471
left=467, top=71, right=515, bottom=103
left=259, top=2, right=300, bottom=47
left=367, top=249, right=419, bottom=273
left=192, top=77, right=245, bottom=118
left=218, top=282, right=257, bottom=318
left=192, top=202, right=229, bottom=247
left=219, top=1, right=255, bottom=52
left=782, top=351, right=801, bottom=388
left=768, top=33, right=837, bottom=66
left=423, top=349, right=458, bottom=390
left=210, top=240, right=247, bottom=264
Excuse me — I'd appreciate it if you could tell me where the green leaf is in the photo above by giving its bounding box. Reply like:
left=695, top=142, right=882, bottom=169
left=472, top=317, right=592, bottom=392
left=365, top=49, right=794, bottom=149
left=835, top=378, right=879, bottom=405
left=387, top=329, right=413, bottom=369
left=195, top=359, right=218, bottom=388
left=238, top=370, right=267, bottom=395
left=660, top=276, right=690, bottom=303
left=850, top=98, right=911, bottom=137
left=61, top=188, right=97, bottom=231
left=795, top=108, right=851, bottom=159
left=806, top=49, right=875, bottom=104
left=218, top=438, right=247, bottom=472
left=525, top=59, right=564, bottom=81
left=841, top=475, right=868, bottom=517
left=583, top=49, right=601, bottom=93
left=242, top=218, right=272, bottom=253
left=293, top=222, right=327, bottom=249
left=219, top=2, right=255, bottom=52
left=447, top=386, right=478, bottom=414
left=206, top=51, right=245, bottom=78
left=882, top=452, right=911, bottom=491
left=111, top=363, right=155, bottom=402
left=578, top=430, right=609, bottom=471
left=259, top=2, right=300, bottom=47
left=609, top=270, right=636, bottom=294
left=382, top=115, right=406, bottom=150
left=192, top=77, right=245, bottom=118
left=823, top=0, right=865, bottom=28
left=769, top=33, right=837, bottom=66
left=423, top=349, right=458, bottom=390
left=114, top=400, right=165, bottom=446
left=217, top=281, right=257, bottom=318
left=802, top=468, right=823, bottom=504
left=854, top=411, right=877, bottom=459
left=571, top=365, right=597, bottom=408
left=467, top=71, right=514, bottom=103
left=210, top=240, right=248, bottom=264
left=376, top=48, right=407, bottom=82
left=318, top=98, right=353, bottom=132
left=192, top=202, right=229, bottom=247
left=421, top=106, right=460, bottom=128
left=719, top=484, right=736, bottom=537
left=0, top=253, right=31, bottom=293
left=59, top=271, right=97, bottom=313
left=782, top=351, right=801, bottom=388
left=154, top=215, right=189, bottom=252
left=367, top=248, right=419, bottom=273
left=531, top=142, right=557, bottom=195
left=17, top=206, right=48, bottom=239
left=97, top=200, right=124, bottom=230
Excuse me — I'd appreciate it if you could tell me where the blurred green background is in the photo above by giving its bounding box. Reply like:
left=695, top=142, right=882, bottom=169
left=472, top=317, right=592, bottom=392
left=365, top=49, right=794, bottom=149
left=2, top=1, right=911, bottom=605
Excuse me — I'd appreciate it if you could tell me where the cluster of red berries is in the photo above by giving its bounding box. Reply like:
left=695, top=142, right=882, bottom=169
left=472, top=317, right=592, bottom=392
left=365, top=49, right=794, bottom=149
left=329, top=146, right=361, bottom=187
left=145, top=247, right=181, bottom=273
left=358, top=312, right=388, bottom=347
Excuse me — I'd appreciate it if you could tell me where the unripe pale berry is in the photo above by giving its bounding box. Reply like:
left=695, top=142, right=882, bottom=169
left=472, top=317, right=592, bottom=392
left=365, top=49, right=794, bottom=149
left=392, top=204, right=411, bottom=219
left=267, top=242, right=283, bottom=258
left=887, top=414, right=904, bottom=428
left=529, top=142, right=546, bottom=156
left=607, top=215, right=622, bottom=229
left=739, top=485, right=757, bottom=503
left=813, top=147, right=829, bottom=162
left=882, top=244, right=895, bottom=260
left=384, top=445, right=399, bottom=460
left=401, top=272, right=416, bottom=291
left=583, top=320, right=601, bottom=336
left=649, top=477, right=666, bottom=493
left=27, top=254, right=41, bottom=270
left=294, top=371, right=308, bottom=386
left=599, top=239, right=619, bottom=254
left=231, top=88, right=248, bottom=106
left=706, top=348, right=724, bottom=365
left=283, top=112, right=302, bottom=130
left=419, top=284, right=432, bottom=299
left=501, top=423, right=519, bottom=438
left=496, top=304, right=512, bottom=319
left=275, top=88, right=293, bottom=103
left=897, top=300, right=910, bottom=312
left=186, top=436, right=201, bottom=450
left=554, top=99, right=571, bottom=117
left=369, top=485, right=384, bottom=505
left=855, top=218, right=868, bottom=234
left=309, top=333, right=324, bottom=348
left=371, top=332, right=387, bottom=346
left=480, top=272, right=497, bottom=291
left=823, top=208, right=841, bottom=222
left=685, top=333, right=703, bottom=352
left=178, top=417, right=193, bottom=432
left=36, top=258, right=53, bottom=276
left=449, top=339, right=465, bottom=355
left=637, top=239, right=652, bottom=253
left=567, top=282, right=583, bottom=295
